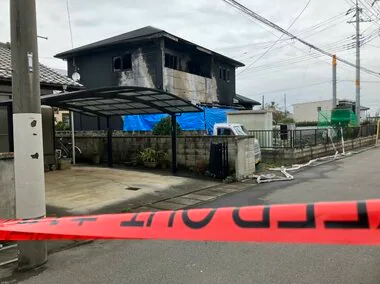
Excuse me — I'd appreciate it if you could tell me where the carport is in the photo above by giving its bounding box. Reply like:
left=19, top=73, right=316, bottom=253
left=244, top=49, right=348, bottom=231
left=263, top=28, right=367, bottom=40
left=1, top=86, right=202, bottom=174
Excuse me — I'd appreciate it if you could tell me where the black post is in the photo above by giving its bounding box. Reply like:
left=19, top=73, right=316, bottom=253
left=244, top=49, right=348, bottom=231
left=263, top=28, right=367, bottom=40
left=7, top=103, right=14, bottom=152
left=171, top=114, right=177, bottom=174
left=107, top=116, right=113, bottom=168
left=314, top=129, right=317, bottom=146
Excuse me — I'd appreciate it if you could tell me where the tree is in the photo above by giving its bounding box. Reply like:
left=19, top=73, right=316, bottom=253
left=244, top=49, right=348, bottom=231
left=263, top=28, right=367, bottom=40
left=265, top=101, right=294, bottom=124
left=152, top=116, right=182, bottom=135
left=265, top=101, right=285, bottom=124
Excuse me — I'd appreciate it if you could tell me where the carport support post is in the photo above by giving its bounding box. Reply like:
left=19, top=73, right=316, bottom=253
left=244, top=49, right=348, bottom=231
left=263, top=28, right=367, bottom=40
left=171, top=114, right=177, bottom=174
left=107, top=117, right=113, bottom=168
left=10, top=0, right=47, bottom=270
left=70, top=111, right=75, bottom=165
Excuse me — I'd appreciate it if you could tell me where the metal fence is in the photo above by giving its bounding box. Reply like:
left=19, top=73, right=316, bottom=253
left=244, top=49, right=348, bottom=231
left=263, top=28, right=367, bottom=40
left=249, top=124, right=377, bottom=149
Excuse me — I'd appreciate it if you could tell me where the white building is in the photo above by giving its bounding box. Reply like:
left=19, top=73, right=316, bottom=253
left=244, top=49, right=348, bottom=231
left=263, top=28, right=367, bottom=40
left=292, top=99, right=369, bottom=122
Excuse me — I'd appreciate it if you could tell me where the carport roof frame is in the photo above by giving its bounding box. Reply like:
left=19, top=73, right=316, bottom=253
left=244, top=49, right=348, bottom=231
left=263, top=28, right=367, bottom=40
left=37, top=86, right=202, bottom=117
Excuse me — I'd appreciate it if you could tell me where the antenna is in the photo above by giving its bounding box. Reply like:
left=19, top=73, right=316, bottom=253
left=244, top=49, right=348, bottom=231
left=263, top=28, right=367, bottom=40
left=71, top=71, right=80, bottom=82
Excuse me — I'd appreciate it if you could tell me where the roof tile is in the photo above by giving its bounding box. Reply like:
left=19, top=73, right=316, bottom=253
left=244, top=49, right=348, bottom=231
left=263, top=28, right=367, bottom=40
left=0, top=42, right=82, bottom=88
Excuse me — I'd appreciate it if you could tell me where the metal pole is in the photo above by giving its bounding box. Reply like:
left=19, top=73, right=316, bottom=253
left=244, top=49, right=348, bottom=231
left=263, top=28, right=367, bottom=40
left=171, top=114, right=177, bottom=174
left=70, top=111, right=75, bottom=165
left=332, top=54, right=337, bottom=108
left=262, top=95, right=264, bottom=110
left=107, top=117, right=113, bottom=168
left=355, top=0, right=361, bottom=125
left=284, top=93, right=287, bottom=117
left=10, top=0, right=47, bottom=270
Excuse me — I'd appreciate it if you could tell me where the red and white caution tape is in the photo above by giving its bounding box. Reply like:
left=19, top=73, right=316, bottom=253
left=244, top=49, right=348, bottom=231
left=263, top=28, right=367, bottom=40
left=1, top=199, right=380, bottom=245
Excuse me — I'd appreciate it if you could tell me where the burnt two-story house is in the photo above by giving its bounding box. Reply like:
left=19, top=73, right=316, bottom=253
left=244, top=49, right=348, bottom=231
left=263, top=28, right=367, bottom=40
left=55, top=26, right=259, bottom=130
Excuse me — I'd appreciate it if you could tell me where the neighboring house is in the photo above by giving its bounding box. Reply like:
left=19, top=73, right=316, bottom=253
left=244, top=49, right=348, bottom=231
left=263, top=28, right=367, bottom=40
left=233, top=94, right=261, bottom=110
left=292, top=99, right=369, bottom=122
left=54, top=26, right=259, bottom=130
left=0, top=42, right=82, bottom=101
left=0, top=41, right=82, bottom=152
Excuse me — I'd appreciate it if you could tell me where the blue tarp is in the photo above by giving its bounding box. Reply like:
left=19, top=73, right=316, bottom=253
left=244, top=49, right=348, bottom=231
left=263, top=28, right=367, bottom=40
left=122, top=107, right=237, bottom=134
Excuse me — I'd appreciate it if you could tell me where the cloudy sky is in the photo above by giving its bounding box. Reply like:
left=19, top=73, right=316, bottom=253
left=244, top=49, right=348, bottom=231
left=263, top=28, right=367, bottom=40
left=0, top=0, right=379, bottom=113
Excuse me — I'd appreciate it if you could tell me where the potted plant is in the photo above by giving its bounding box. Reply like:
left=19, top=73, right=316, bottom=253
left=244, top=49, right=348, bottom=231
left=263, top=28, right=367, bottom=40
left=157, top=151, right=170, bottom=169
left=139, top=148, right=158, bottom=168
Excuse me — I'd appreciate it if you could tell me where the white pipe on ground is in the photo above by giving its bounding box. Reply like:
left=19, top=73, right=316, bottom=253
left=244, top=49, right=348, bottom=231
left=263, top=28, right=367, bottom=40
left=256, top=128, right=352, bottom=184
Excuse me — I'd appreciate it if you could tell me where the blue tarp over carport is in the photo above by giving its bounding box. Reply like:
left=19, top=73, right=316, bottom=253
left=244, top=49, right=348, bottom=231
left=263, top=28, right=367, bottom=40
left=123, top=107, right=237, bottom=134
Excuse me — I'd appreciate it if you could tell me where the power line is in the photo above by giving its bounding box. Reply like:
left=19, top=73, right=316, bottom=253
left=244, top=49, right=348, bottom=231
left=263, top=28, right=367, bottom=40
left=238, top=0, right=313, bottom=74
left=216, top=12, right=347, bottom=53
left=236, top=32, right=355, bottom=62
left=66, top=0, right=74, bottom=49
left=251, top=81, right=332, bottom=97
left=249, top=78, right=380, bottom=98
left=222, top=0, right=380, bottom=77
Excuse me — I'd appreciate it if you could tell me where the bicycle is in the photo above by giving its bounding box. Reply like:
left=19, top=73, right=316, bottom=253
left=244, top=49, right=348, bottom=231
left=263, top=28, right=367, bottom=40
left=56, top=137, right=82, bottom=160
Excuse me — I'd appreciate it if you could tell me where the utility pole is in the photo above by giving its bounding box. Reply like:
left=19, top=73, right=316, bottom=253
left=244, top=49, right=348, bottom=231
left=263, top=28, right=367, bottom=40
left=332, top=54, right=337, bottom=108
left=10, top=0, right=47, bottom=270
left=355, top=0, right=361, bottom=125
left=347, top=1, right=371, bottom=125
left=284, top=93, right=287, bottom=117
left=262, top=95, right=264, bottom=110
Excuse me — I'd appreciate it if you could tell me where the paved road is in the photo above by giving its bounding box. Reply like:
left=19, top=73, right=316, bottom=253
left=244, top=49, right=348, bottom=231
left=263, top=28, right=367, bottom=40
left=4, top=147, right=380, bottom=284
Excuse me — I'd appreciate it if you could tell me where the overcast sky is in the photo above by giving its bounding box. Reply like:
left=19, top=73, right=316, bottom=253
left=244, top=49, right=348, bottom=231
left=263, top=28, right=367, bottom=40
left=0, top=0, right=379, bottom=113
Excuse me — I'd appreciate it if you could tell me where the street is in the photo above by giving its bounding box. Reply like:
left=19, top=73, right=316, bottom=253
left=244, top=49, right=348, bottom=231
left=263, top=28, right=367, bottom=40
left=4, top=147, right=380, bottom=284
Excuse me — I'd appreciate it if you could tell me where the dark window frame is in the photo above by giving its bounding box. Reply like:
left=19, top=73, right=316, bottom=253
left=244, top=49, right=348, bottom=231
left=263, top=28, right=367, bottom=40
left=165, top=53, right=179, bottom=70
left=113, top=56, right=121, bottom=72
left=219, top=67, right=231, bottom=83
left=122, top=53, right=132, bottom=71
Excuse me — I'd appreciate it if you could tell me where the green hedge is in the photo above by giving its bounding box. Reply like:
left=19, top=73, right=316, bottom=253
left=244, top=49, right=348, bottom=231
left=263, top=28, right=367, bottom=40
left=295, top=121, right=318, bottom=127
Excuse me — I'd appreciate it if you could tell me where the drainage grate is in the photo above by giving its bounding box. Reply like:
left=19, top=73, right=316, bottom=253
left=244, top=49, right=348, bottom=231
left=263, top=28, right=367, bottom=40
left=125, top=186, right=141, bottom=191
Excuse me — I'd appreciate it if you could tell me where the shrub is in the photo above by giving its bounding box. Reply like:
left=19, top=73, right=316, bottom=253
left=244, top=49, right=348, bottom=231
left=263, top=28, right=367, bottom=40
left=296, top=121, right=318, bottom=127
left=193, top=160, right=208, bottom=175
left=279, top=118, right=295, bottom=124
left=152, top=116, right=182, bottom=136
left=55, top=121, right=70, bottom=131
left=138, top=148, right=157, bottom=163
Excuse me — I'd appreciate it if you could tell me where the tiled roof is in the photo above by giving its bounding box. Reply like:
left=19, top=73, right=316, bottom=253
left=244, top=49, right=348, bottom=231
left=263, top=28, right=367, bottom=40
left=0, top=42, right=82, bottom=88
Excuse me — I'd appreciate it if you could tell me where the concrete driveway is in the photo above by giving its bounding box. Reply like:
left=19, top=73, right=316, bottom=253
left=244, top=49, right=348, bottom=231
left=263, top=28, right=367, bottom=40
left=45, top=166, right=218, bottom=215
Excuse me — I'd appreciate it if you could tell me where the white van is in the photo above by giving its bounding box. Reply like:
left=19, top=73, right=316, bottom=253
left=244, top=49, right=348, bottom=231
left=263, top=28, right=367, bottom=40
left=213, top=123, right=261, bottom=165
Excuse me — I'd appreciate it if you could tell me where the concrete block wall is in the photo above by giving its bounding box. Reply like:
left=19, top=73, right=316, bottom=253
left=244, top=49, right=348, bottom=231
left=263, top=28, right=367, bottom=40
left=0, top=153, right=15, bottom=219
left=57, top=133, right=242, bottom=173
left=235, top=138, right=256, bottom=180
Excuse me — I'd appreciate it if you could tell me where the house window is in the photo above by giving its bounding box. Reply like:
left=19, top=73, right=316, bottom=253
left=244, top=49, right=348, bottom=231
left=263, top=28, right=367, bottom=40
left=219, top=67, right=230, bottom=83
left=317, top=106, right=322, bottom=112
left=165, top=53, right=178, bottom=70
left=122, top=53, right=132, bottom=70
left=113, top=56, right=121, bottom=72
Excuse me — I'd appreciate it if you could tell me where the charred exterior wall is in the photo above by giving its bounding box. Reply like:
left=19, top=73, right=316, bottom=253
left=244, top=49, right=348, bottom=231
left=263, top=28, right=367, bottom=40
left=65, top=38, right=238, bottom=130
left=67, top=40, right=161, bottom=130
left=163, top=68, right=218, bottom=104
